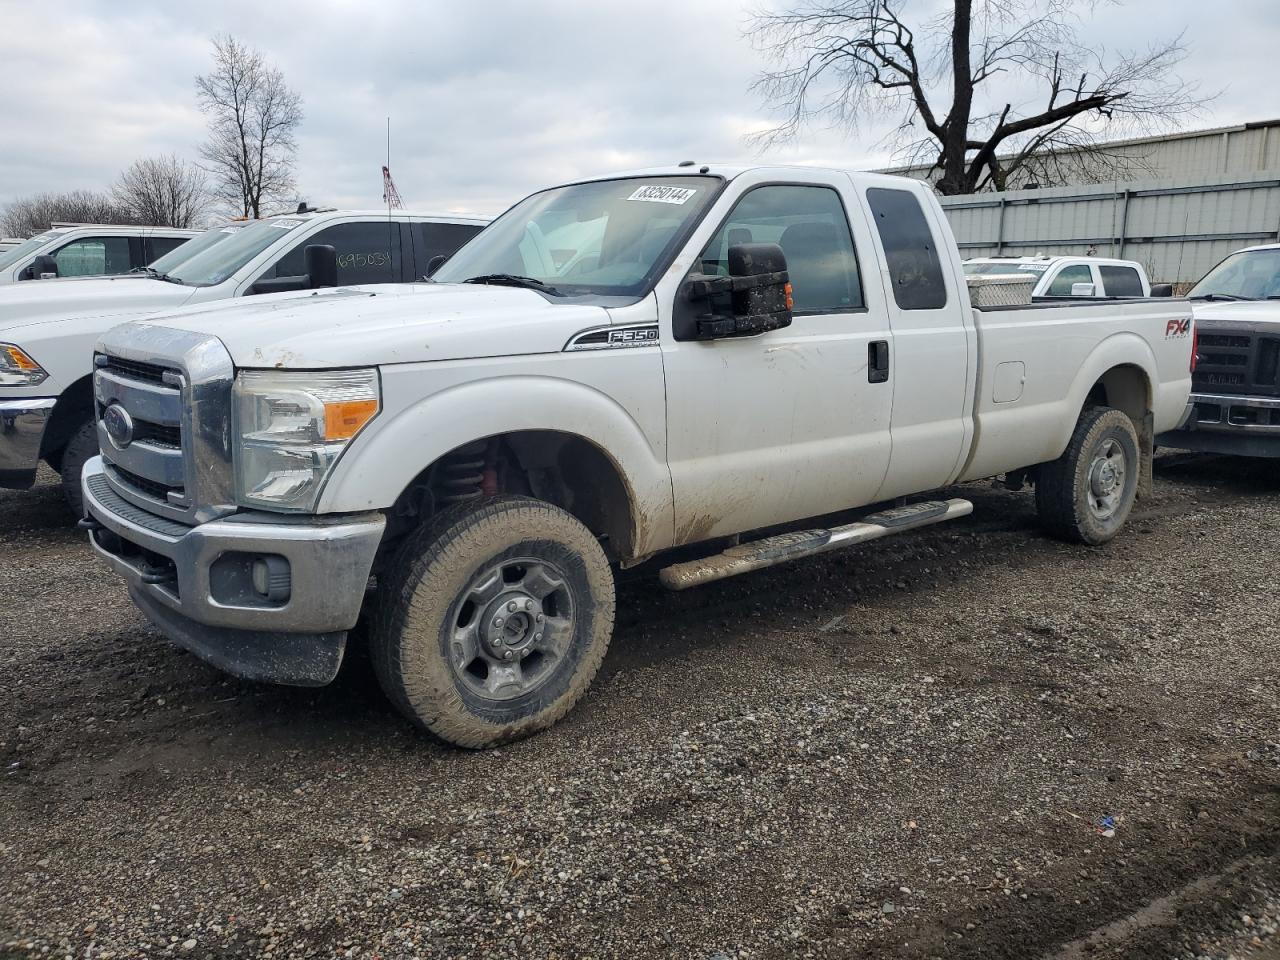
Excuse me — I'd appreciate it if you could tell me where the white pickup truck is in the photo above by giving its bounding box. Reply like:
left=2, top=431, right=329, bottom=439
left=81, top=164, right=1194, bottom=747
left=0, top=223, right=201, bottom=284
left=0, top=208, right=486, bottom=512
left=1156, top=242, right=1280, bottom=457
left=964, top=255, right=1158, bottom=298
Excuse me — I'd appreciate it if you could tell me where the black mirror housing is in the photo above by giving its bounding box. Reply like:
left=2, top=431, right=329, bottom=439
left=1150, top=282, right=1174, bottom=297
left=305, top=244, right=338, bottom=289
left=425, top=254, right=448, bottom=278
left=21, top=254, right=58, bottom=281
left=682, top=242, right=793, bottom=340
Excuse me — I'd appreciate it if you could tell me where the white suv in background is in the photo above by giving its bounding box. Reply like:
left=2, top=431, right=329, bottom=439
left=0, top=223, right=202, bottom=283
left=964, top=255, right=1155, bottom=298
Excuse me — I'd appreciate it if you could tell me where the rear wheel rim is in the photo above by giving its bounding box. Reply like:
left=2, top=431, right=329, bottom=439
left=1086, top=436, right=1128, bottom=520
left=448, top=556, right=575, bottom=702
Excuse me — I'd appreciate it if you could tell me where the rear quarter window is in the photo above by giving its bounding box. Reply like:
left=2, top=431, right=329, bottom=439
left=865, top=188, right=947, bottom=310
left=1099, top=265, right=1144, bottom=297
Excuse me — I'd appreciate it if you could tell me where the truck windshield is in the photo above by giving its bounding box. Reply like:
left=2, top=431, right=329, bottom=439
left=432, top=176, right=721, bottom=297
left=165, top=217, right=306, bottom=287
left=147, top=224, right=242, bottom=273
left=0, top=232, right=59, bottom=271
left=1188, top=248, right=1280, bottom=300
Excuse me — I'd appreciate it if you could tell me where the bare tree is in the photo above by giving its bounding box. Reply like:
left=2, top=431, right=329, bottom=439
left=0, top=190, right=139, bottom=238
left=195, top=35, right=303, bottom=218
left=749, top=0, right=1204, bottom=194
left=113, top=154, right=210, bottom=228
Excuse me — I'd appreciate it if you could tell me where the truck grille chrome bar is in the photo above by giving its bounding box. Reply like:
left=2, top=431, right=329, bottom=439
left=93, top=326, right=237, bottom=525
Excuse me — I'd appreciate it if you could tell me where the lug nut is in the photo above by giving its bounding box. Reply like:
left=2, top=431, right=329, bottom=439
left=525, top=599, right=534, bottom=610
left=494, top=617, right=504, bottom=628
left=535, top=614, right=544, bottom=623
left=503, top=650, right=513, bottom=660
left=534, top=633, right=542, bottom=642
left=507, top=601, right=517, bottom=612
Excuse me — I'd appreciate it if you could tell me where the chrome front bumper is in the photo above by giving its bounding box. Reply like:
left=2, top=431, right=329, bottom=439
left=0, top=397, right=55, bottom=489
left=1157, top=392, right=1280, bottom=457
left=82, top=456, right=386, bottom=685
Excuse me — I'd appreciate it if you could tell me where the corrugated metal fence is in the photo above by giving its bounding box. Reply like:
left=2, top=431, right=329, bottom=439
left=938, top=172, right=1280, bottom=286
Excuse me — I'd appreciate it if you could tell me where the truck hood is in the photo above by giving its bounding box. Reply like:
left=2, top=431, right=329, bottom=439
left=1191, top=299, right=1280, bottom=329
left=128, top=283, right=616, bottom=368
left=0, top=274, right=196, bottom=335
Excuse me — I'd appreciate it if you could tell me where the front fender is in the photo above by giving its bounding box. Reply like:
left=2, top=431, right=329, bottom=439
left=317, top=372, right=675, bottom=557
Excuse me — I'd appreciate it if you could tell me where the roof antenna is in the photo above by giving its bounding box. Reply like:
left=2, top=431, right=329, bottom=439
left=382, top=118, right=403, bottom=210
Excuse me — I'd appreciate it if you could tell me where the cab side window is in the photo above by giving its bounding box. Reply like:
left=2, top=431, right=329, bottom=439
left=699, top=184, right=864, bottom=314
left=416, top=222, right=483, bottom=276
left=1046, top=264, right=1093, bottom=296
left=1099, top=265, right=1143, bottom=297
left=146, top=236, right=188, bottom=264
left=53, top=236, right=132, bottom=277
left=865, top=188, right=947, bottom=310
left=266, top=222, right=403, bottom=285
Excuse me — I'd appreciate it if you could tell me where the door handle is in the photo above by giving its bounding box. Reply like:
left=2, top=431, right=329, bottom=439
left=868, top=340, right=890, bottom=383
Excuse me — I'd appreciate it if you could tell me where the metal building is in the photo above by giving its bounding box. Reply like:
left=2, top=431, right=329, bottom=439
left=879, top=119, right=1280, bottom=287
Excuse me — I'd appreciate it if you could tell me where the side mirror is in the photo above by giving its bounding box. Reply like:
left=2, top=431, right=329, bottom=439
left=425, top=254, right=448, bottom=278
left=1150, top=282, right=1174, bottom=297
left=21, top=254, right=58, bottom=281
left=1070, top=282, right=1096, bottom=297
left=304, top=244, right=338, bottom=289
left=681, top=242, right=793, bottom=340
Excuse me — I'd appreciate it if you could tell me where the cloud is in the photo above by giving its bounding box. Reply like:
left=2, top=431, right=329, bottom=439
left=1, top=0, right=1276, bottom=221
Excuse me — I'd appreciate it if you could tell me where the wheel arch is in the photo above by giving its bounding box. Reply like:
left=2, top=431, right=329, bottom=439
left=318, top=376, right=675, bottom=560
left=38, top=374, right=94, bottom=471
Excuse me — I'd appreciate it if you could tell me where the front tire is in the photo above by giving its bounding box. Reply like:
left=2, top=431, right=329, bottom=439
left=372, top=495, right=615, bottom=748
left=1036, top=406, right=1141, bottom=545
left=58, top=419, right=98, bottom=517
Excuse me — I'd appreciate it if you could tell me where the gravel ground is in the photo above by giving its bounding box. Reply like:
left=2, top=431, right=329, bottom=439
left=1, top=454, right=1278, bottom=960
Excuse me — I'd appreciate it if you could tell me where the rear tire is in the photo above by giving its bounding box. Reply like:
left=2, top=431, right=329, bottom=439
left=58, top=419, right=97, bottom=517
left=371, top=495, right=615, bottom=748
left=1036, top=406, right=1140, bottom=545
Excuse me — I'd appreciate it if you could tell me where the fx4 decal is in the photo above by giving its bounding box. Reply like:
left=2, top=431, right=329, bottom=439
left=1165, top=318, right=1191, bottom=339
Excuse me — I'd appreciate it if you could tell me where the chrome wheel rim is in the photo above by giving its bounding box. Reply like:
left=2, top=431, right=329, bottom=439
left=1086, top=437, right=1127, bottom=520
left=448, top=557, right=574, bottom=702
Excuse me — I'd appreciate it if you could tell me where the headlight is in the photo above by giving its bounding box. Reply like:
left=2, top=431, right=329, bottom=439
left=0, top=343, right=49, bottom=386
left=233, top=368, right=380, bottom=512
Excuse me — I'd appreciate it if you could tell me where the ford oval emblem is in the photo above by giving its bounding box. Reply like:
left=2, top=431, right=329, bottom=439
left=103, top=403, right=134, bottom=449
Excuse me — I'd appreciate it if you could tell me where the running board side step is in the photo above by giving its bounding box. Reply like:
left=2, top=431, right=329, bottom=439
left=658, top=498, right=973, bottom=591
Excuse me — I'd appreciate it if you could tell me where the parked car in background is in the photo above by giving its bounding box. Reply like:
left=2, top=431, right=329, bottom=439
left=1157, top=242, right=1280, bottom=457
left=0, top=223, right=201, bottom=284
left=964, top=255, right=1155, bottom=298
left=0, top=209, right=488, bottom=512
left=81, top=164, right=1193, bottom=747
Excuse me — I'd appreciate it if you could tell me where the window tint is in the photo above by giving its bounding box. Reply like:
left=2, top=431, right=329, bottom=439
left=1099, top=265, right=1144, bottom=297
left=699, top=185, right=863, bottom=314
left=416, top=222, right=483, bottom=275
left=1047, top=264, right=1094, bottom=296
left=52, top=236, right=132, bottom=277
left=146, top=236, right=187, bottom=264
left=865, top=188, right=947, bottom=310
left=266, top=221, right=402, bottom=285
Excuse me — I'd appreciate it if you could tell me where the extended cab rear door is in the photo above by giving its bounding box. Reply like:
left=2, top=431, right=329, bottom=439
left=660, top=169, right=894, bottom=539
left=856, top=179, right=975, bottom=498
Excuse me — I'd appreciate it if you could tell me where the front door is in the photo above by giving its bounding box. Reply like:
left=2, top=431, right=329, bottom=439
left=660, top=176, right=895, bottom=543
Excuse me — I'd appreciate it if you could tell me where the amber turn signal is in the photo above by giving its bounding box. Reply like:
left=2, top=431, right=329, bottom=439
left=324, top=398, right=379, bottom=441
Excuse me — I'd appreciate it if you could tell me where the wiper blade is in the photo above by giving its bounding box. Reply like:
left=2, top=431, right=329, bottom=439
left=1189, top=293, right=1251, bottom=301
left=136, top=266, right=185, bottom=285
left=462, top=273, right=559, bottom=295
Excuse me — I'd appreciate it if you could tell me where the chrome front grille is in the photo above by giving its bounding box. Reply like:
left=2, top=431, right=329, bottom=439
left=93, top=325, right=237, bottom=525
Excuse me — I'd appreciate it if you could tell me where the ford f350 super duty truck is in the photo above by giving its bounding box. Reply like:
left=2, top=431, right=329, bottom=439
left=1156, top=243, right=1280, bottom=457
left=81, top=164, right=1194, bottom=747
left=0, top=209, right=486, bottom=513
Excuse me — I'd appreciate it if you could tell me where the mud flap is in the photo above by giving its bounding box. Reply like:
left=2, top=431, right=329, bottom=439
left=1138, top=410, right=1154, bottom=499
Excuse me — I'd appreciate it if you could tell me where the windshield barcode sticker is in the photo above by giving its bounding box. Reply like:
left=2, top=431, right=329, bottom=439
left=627, top=185, right=697, bottom=205
left=270, top=218, right=303, bottom=229
left=1017, top=264, right=1049, bottom=272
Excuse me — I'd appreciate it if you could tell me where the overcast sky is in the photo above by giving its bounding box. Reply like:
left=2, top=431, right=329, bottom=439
left=2, top=0, right=1278, bottom=220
